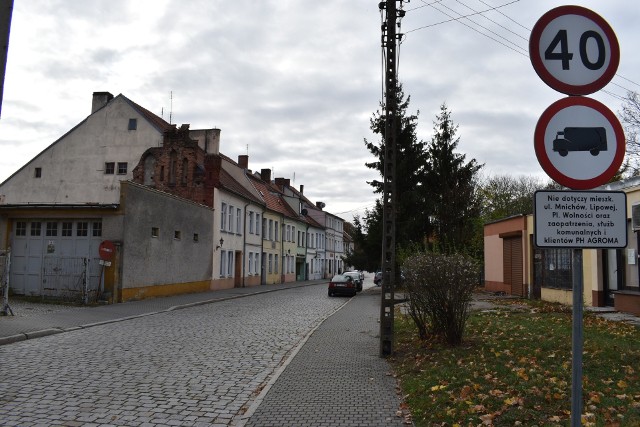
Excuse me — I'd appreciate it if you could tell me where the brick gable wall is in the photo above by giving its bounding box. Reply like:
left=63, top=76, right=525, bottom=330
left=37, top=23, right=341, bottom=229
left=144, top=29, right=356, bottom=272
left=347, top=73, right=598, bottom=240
left=132, top=124, right=220, bottom=207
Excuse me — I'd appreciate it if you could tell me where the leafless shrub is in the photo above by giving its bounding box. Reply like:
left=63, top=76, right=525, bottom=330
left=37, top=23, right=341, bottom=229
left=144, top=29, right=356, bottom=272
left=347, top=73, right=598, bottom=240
left=403, top=252, right=480, bottom=346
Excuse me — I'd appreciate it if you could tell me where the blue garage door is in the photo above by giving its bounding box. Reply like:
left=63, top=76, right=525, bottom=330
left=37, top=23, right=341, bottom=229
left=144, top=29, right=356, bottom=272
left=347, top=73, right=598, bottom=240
left=11, top=219, right=103, bottom=299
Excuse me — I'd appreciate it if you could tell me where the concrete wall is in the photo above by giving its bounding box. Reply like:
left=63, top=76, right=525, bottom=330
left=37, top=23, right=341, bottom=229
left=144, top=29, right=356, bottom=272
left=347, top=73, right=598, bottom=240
left=189, top=128, right=220, bottom=155
left=0, top=96, right=163, bottom=205
left=119, top=182, right=213, bottom=301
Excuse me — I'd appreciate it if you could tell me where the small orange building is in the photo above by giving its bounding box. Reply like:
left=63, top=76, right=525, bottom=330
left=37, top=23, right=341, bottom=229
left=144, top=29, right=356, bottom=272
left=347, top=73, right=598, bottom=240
left=484, top=215, right=530, bottom=297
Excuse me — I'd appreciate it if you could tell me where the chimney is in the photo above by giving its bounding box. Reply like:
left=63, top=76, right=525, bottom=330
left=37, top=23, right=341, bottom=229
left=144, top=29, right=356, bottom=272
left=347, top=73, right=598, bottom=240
left=204, top=155, right=222, bottom=188
left=238, top=155, right=248, bottom=169
left=316, top=201, right=326, bottom=210
left=275, top=177, right=286, bottom=188
left=299, top=185, right=304, bottom=194
left=92, top=92, right=114, bottom=114
left=260, top=168, right=271, bottom=183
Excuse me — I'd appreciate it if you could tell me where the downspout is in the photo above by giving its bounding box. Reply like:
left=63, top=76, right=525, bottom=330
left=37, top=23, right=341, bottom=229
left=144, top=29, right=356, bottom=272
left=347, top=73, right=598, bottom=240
left=280, top=213, right=285, bottom=283
left=261, top=209, right=266, bottom=285
left=242, top=201, right=250, bottom=287
left=305, top=224, right=309, bottom=280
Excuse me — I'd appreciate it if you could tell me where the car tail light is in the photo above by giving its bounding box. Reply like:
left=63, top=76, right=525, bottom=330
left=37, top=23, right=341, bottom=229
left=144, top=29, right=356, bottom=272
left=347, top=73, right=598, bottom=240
left=329, top=282, right=335, bottom=288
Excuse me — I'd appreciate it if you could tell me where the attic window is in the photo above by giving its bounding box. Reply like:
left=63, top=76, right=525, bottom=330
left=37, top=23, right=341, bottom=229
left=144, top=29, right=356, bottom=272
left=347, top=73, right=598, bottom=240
left=34, top=168, right=42, bottom=178
left=128, top=118, right=137, bottom=130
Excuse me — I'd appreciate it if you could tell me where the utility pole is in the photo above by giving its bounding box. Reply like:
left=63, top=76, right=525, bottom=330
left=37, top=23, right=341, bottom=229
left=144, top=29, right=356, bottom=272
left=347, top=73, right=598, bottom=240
left=379, top=0, right=405, bottom=357
left=0, top=0, right=13, bottom=118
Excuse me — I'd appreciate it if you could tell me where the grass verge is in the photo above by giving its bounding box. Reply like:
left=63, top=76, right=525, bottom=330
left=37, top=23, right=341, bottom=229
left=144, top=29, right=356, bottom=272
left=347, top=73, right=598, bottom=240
left=388, top=297, right=640, bottom=426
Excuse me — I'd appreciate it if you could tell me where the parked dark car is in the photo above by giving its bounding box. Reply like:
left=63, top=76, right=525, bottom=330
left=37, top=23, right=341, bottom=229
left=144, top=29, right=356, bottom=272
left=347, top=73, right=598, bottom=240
left=328, top=274, right=357, bottom=297
left=343, top=271, right=363, bottom=292
left=374, top=271, right=383, bottom=286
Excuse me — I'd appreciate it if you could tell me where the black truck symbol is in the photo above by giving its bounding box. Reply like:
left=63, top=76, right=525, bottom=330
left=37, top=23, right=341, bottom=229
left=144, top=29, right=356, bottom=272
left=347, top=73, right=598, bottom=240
left=552, top=127, right=607, bottom=157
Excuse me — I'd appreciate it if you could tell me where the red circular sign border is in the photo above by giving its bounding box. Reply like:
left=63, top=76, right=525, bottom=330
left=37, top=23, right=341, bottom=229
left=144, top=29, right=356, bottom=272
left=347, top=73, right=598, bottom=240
left=529, top=5, right=620, bottom=96
left=534, top=96, right=625, bottom=190
left=99, top=240, right=116, bottom=261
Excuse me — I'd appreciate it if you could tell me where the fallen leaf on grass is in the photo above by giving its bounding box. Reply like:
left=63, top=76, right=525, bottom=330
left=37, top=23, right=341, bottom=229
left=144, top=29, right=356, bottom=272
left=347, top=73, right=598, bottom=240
left=504, top=397, right=519, bottom=406
left=469, top=404, right=487, bottom=413
left=479, top=413, right=494, bottom=425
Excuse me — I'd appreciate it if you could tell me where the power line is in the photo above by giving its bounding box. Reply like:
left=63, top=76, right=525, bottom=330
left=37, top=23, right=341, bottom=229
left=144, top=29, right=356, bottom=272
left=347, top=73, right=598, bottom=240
left=454, top=0, right=527, bottom=42
left=405, top=0, right=638, bottom=99
left=476, top=0, right=530, bottom=32
left=406, top=0, right=521, bottom=34
left=414, top=0, right=528, bottom=57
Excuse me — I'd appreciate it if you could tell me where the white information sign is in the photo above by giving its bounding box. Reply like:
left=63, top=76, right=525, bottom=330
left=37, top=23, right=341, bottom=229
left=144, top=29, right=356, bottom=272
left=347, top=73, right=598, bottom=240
left=534, top=190, right=627, bottom=248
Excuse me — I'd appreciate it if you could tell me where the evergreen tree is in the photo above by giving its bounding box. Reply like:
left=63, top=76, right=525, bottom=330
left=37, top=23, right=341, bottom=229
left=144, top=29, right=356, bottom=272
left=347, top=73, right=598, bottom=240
left=424, top=104, right=483, bottom=254
left=364, top=85, right=429, bottom=248
left=343, top=212, right=381, bottom=272
left=362, top=90, right=483, bottom=260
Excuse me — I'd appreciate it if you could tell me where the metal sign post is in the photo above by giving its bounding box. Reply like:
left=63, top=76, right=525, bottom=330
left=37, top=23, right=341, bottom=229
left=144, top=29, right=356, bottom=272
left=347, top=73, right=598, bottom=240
left=571, top=249, right=584, bottom=427
left=529, top=6, right=622, bottom=425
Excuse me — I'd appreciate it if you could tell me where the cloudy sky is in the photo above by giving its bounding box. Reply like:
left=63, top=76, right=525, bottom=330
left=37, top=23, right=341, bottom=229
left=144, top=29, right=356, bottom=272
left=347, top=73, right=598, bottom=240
left=1, top=0, right=639, bottom=223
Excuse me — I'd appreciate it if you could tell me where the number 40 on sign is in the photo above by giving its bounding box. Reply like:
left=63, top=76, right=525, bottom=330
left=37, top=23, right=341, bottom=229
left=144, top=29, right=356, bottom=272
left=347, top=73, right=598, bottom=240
left=529, top=5, right=620, bottom=96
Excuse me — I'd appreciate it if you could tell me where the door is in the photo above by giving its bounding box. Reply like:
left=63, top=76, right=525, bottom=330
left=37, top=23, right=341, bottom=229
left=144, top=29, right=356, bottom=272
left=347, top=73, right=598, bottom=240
left=10, top=219, right=103, bottom=298
left=234, top=250, right=242, bottom=288
left=503, top=236, right=524, bottom=297
left=603, top=249, right=623, bottom=306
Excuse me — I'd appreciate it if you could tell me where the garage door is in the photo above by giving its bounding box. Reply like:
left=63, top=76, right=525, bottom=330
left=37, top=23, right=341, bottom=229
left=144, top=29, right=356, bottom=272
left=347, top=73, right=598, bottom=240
left=11, top=219, right=103, bottom=299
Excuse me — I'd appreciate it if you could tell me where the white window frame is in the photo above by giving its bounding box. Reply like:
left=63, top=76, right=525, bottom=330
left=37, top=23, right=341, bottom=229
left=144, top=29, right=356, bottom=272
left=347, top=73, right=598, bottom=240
left=220, top=250, right=227, bottom=276
left=256, top=214, right=261, bottom=236
left=228, top=205, right=234, bottom=232
left=236, top=208, right=242, bottom=234
left=227, top=251, right=233, bottom=277
left=221, top=203, right=227, bottom=231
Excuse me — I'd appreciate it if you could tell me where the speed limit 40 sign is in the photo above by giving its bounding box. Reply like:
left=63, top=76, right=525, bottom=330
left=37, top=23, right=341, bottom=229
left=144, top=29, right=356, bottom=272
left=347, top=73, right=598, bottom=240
left=529, top=5, right=620, bottom=95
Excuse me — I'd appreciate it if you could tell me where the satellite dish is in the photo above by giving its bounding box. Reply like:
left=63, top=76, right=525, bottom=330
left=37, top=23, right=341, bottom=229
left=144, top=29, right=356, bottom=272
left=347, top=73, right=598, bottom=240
left=301, top=209, right=308, bottom=216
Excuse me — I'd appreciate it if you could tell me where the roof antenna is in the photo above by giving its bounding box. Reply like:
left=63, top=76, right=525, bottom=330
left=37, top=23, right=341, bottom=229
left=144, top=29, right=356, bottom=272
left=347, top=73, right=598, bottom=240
left=169, top=91, right=173, bottom=124
left=246, top=144, right=249, bottom=155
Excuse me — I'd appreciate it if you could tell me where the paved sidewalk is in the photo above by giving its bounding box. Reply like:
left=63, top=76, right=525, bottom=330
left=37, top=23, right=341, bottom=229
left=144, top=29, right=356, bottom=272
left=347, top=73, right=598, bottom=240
left=0, top=280, right=325, bottom=346
left=239, top=286, right=410, bottom=427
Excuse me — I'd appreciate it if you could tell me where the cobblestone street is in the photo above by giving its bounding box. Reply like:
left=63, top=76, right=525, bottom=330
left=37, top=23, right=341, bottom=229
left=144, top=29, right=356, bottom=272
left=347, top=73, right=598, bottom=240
left=0, top=284, right=348, bottom=426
